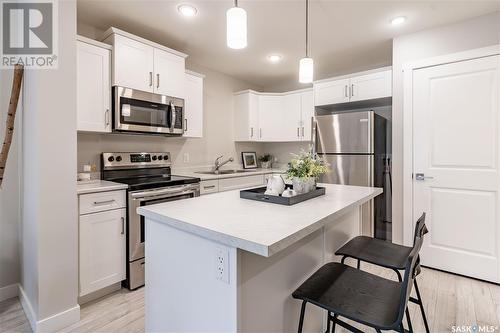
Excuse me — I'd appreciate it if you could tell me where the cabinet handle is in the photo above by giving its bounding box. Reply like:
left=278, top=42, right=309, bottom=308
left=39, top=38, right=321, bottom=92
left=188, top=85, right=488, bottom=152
left=121, top=217, right=125, bottom=235
left=301, top=127, right=304, bottom=137
left=149, top=72, right=153, bottom=87
left=250, top=127, right=254, bottom=138
left=297, top=127, right=300, bottom=138
left=93, top=199, right=115, bottom=205
left=204, top=185, right=216, bottom=189
left=105, top=109, right=110, bottom=127
left=259, top=128, right=262, bottom=138
left=184, top=118, right=188, bottom=132
left=345, top=85, right=348, bottom=98
left=351, top=84, right=354, bottom=97
left=156, top=73, right=160, bottom=89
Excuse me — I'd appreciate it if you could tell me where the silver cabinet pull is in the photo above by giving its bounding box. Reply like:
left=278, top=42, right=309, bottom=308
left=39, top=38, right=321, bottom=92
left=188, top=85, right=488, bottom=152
left=415, top=173, right=434, bottom=181
left=297, top=127, right=300, bottom=138
left=345, top=85, right=348, bottom=98
left=250, top=127, right=254, bottom=138
left=121, top=217, right=125, bottom=235
left=149, top=72, right=153, bottom=87
left=301, top=126, right=304, bottom=137
left=351, top=84, right=354, bottom=97
left=259, top=128, right=262, bottom=138
left=204, top=185, right=216, bottom=189
left=156, top=73, right=160, bottom=89
left=105, top=109, right=110, bottom=127
left=184, top=118, right=188, bottom=132
left=93, top=199, right=115, bottom=205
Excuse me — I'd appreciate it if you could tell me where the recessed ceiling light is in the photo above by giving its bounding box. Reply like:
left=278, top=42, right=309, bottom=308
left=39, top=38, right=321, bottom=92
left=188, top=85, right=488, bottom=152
left=267, top=54, right=282, bottom=63
left=391, top=16, right=406, bottom=26
left=177, top=4, right=197, bottom=17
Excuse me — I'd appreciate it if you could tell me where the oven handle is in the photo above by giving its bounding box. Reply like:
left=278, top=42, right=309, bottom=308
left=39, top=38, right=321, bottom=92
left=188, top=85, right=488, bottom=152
left=130, top=184, right=199, bottom=201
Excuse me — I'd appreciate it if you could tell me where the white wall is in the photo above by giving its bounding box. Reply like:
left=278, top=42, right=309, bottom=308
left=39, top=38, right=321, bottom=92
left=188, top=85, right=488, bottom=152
left=20, top=1, right=79, bottom=331
left=391, top=11, right=500, bottom=243
left=0, top=69, right=21, bottom=293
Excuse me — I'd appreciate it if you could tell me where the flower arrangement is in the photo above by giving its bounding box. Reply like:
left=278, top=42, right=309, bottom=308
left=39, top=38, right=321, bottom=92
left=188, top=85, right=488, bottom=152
left=286, top=151, right=329, bottom=180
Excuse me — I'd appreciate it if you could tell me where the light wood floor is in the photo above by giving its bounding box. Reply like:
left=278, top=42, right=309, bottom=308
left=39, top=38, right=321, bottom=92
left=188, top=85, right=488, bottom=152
left=1, top=265, right=499, bottom=332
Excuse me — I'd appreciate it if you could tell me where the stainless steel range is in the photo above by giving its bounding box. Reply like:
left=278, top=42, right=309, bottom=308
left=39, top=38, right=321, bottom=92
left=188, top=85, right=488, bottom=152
left=101, top=152, right=200, bottom=290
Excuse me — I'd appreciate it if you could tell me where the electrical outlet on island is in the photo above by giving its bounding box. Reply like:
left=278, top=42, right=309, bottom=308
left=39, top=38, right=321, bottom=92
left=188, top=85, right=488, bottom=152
left=215, top=247, right=229, bottom=283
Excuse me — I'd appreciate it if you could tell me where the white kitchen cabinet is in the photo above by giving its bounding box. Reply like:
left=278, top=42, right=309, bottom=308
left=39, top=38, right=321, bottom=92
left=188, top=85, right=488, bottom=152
left=218, top=175, right=265, bottom=192
left=314, top=68, right=391, bottom=106
left=300, top=90, right=314, bottom=141
left=183, top=72, right=204, bottom=138
left=200, top=179, right=219, bottom=195
left=112, top=34, right=154, bottom=92
left=234, top=91, right=260, bottom=141
left=282, top=93, right=303, bottom=141
left=314, top=78, right=350, bottom=106
left=79, top=208, right=126, bottom=296
left=154, top=48, right=185, bottom=97
left=349, top=70, right=391, bottom=102
left=76, top=38, right=111, bottom=133
left=259, top=95, right=285, bottom=141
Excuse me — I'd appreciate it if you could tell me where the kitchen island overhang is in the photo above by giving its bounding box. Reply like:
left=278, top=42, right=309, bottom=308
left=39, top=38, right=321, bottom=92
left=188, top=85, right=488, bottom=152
left=138, top=184, right=383, bottom=332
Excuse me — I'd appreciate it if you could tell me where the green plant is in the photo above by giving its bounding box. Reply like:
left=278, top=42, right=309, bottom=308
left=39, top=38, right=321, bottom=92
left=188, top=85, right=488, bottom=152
left=258, top=154, right=272, bottom=163
left=286, top=151, right=329, bottom=179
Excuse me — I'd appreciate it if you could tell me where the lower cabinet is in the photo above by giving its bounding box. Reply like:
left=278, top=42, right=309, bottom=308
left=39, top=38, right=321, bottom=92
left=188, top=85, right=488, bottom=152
left=200, top=179, right=219, bottom=195
left=79, top=204, right=126, bottom=296
left=200, top=174, right=266, bottom=195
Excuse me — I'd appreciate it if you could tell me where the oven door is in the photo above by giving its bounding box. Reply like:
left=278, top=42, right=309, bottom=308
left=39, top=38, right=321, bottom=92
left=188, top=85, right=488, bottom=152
left=127, top=183, right=200, bottom=262
left=113, top=86, right=184, bottom=135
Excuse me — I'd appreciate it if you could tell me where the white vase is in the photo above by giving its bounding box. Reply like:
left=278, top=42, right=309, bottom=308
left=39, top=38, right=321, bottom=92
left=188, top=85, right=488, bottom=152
left=261, top=161, right=271, bottom=169
left=292, top=177, right=316, bottom=194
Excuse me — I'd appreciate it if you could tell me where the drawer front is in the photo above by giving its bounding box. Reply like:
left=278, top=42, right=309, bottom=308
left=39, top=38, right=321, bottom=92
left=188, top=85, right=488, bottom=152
left=200, top=180, right=219, bottom=195
left=79, top=190, right=126, bottom=215
left=218, top=175, right=265, bottom=192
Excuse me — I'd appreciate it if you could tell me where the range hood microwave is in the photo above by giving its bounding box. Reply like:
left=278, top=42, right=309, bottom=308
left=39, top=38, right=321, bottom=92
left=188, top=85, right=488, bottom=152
left=112, top=86, right=184, bottom=136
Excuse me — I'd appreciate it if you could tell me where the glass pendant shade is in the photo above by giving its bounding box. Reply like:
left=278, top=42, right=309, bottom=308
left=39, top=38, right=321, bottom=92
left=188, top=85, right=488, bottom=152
left=299, top=57, right=314, bottom=83
left=226, top=6, right=247, bottom=49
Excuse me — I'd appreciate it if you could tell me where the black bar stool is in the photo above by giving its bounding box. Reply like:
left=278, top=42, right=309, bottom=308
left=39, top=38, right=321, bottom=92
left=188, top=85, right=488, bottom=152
left=292, top=218, right=427, bottom=333
left=335, top=213, right=430, bottom=333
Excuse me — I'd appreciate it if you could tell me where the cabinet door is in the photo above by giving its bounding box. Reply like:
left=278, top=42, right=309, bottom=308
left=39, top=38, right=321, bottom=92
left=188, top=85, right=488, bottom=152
left=300, top=90, right=314, bottom=141
left=200, top=180, right=219, bottom=195
left=113, top=35, right=154, bottom=92
left=183, top=73, right=203, bottom=138
left=349, top=70, right=391, bottom=102
left=79, top=208, right=126, bottom=296
left=154, top=48, right=186, bottom=97
left=259, top=95, right=284, bottom=141
left=314, top=78, right=350, bottom=106
left=77, top=41, right=111, bottom=133
left=282, top=93, right=303, bottom=141
left=218, top=175, right=265, bottom=192
left=234, top=92, right=260, bottom=141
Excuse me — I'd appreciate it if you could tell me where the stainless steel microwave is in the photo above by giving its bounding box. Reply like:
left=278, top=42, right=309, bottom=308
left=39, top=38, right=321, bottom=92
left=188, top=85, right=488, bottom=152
left=113, top=86, right=184, bottom=135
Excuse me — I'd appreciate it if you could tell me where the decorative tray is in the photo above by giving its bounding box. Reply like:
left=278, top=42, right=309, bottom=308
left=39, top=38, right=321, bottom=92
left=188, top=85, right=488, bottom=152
left=240, top=186, right=326, bottom=206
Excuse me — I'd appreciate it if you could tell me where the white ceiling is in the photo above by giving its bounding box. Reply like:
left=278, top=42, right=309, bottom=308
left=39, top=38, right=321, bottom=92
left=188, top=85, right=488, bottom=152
left=77, top=0, right=500, bottom=91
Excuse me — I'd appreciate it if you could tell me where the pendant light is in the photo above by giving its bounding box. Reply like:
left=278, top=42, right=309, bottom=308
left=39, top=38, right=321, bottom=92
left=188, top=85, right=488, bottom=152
left=226, top=0, right=247, bottom=49
left=299, top=0, right=313, bottom=83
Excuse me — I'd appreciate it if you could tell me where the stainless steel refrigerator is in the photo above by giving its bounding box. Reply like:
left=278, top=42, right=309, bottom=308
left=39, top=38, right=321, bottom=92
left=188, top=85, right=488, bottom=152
left=315, top=110, right=392, bottom=240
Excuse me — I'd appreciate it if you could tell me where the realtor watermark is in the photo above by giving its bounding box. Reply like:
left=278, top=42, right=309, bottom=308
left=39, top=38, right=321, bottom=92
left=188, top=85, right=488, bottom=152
left=1, top=0, right=58, bottom=69
left=452, top=325, right=499, bottom=332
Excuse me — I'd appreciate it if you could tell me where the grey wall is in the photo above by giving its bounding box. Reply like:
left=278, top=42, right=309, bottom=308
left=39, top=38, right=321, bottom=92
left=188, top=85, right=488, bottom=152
left=391, top=11, right=500, bottom=244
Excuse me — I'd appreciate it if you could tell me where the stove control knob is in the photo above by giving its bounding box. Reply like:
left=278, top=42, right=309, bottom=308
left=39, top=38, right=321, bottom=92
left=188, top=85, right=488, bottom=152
left=107, top=156, right=114, bottom=162
left=116, top=156, right=122, bottom=162
left=152, top=155, right=157, bottom=161
left=163, top=155, right=169, bottom=161
left=158, top=156, right=163, bottom=161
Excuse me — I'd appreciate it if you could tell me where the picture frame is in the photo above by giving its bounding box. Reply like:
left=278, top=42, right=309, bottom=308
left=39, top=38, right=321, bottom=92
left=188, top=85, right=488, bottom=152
left=241, top=152, right=258, bottom=169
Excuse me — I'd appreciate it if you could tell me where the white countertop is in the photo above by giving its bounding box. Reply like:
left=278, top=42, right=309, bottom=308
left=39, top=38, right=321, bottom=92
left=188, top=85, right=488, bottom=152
left=138, top=184, right=383, bottom=257
left=173, top=168, right=285, bottom=181
left=76, top=180, right=128, bottom=195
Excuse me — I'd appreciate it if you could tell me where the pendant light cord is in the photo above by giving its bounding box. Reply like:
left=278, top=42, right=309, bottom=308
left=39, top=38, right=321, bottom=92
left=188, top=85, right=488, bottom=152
left=305, top=0, right=309, bottom=57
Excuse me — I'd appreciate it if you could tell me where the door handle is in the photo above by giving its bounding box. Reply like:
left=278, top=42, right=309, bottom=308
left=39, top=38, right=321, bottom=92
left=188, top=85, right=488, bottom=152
left=184, top=118, right=188, bottom=132
left=415, top=173, right=434, bottom=181
left=301, top=126, right=304, bottom=137
left=351, top=84, right=354, bottom=97
left=297, top=127, right=300, bottom=138
left=250, top=127, right=254, bottom=138
left=156, top=74, right=160, bottom=89
left=149, top=72, right=153, bottom=87
left=344, top=85, right=348, bottom=98
left=121, top=217, right=125, bottom=235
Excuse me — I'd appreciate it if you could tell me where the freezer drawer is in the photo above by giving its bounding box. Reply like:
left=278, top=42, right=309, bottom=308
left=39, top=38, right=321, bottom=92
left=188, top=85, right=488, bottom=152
left=319, top=154, right=373, bottom=186
left=316, top=111, right=373, bottom=154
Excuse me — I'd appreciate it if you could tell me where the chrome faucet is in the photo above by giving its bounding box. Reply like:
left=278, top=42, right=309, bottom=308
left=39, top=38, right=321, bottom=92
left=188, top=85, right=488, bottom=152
left=214, top=155, right=234, bottom=172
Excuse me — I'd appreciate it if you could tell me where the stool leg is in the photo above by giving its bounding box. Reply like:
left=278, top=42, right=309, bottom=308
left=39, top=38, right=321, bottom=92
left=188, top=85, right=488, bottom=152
left=357, top=259, right=361, bottom=269
left=376, top=329, right=382, bottom=333
left=399, top=323, right=405, bottom=333
left=393, top=269, right=402, bottom=282
left=405, top=308, right=414, bottom=333
left=331, top=314, right=338, bottom=333
left=298, top=301, right=307, bottom=333
left=414, top=280, right=430, bottom=333
left=341, top=256, right=347, bottom=264
left=325, top=311, right=330, bottom=333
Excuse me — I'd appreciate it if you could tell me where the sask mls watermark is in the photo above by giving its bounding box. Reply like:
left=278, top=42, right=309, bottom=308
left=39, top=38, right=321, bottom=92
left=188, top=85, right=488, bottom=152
left=1, top=0, right=58, bottom=69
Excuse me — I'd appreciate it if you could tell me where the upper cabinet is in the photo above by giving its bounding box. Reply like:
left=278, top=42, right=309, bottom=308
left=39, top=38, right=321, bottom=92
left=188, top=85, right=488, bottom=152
left=183, top=71, right=204, bottom=138
left=234, top=89, right=313, bottom=142
left=314, top=68, right=392, bottom=106
left=77, top=37, right=111, bottom=133
left=102, top=27, right=187, bottom=97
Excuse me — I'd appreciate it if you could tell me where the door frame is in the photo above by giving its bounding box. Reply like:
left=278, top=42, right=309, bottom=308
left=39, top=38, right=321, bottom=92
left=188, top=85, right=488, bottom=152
left=402, top=44, right=500, bottom=246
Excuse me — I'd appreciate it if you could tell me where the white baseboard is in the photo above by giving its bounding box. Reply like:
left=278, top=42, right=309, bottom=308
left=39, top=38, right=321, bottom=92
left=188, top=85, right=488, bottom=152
left=19, top=285, right=80, bottom=333
left=0, top=283, right=19, bottom=302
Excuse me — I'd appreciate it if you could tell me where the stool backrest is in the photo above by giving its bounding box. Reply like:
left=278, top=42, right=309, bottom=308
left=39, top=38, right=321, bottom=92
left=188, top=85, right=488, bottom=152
left=394, top=213, right=427, bottom=328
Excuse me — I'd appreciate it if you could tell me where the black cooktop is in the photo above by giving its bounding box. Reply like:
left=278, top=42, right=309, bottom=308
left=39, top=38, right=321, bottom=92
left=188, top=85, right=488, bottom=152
left=114, top=175, right=200, bottom=191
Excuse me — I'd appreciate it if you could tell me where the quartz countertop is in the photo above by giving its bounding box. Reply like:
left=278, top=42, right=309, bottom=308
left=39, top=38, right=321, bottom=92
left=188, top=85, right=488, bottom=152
left=173, top=168, right=285, bottom=181
left=138, top=183, right=382, bottom=257
left=76, top=180, right=128, bottom=195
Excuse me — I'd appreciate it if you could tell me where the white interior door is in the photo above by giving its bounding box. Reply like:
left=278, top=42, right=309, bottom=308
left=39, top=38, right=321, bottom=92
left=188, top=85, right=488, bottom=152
left=412, top=55, right=499, bottom=282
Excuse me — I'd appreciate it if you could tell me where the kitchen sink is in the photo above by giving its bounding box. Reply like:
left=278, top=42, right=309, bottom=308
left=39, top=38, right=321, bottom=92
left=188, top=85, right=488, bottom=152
left=195, top=170, right=256, bottom=175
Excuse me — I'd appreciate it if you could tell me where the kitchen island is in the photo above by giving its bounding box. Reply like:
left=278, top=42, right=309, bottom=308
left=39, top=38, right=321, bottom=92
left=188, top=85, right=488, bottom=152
left=138, top=183, right=382, bottom=333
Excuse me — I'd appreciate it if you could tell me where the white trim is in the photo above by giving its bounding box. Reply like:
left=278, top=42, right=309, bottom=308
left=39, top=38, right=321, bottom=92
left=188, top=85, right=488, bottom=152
left=37, top=304, right=80, bottom=333
left=76, top=35, right=112, bottom=50
left=234, top=87, right=313, bottom=96
left=101, top=27, right=188, bottom=58
left=402, top=44, right=500, bottom=246
left=19, top=285, right=36, bottom=332
left=313, top=66, right=392, bottom=85
left=185, top=69, right=206, bottom=78
left=0, top=283, right=19, bottom=301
